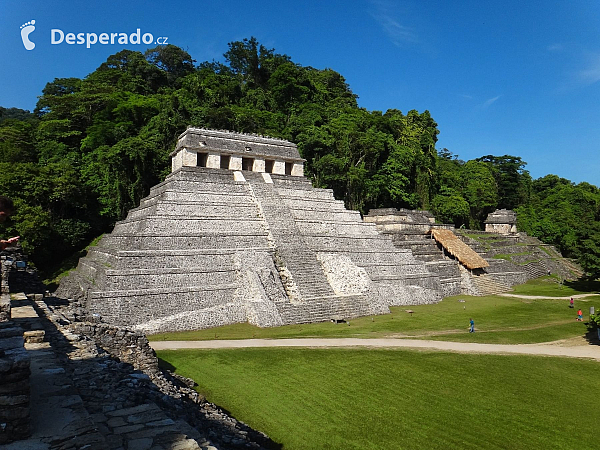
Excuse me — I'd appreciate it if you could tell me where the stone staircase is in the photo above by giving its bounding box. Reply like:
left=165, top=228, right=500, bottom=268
left=364, top=210, right=462, bottom=297
left=270, top=176, right=442, bottom=306
left=520, top=261, right=550, bottom=279
left=389, top=232, right=462, bottom=297
left=245, top=173, right=335, bottom=300
left=245, top=171, right=389, bottom=321
left=468, top=273, right=513, bottom=296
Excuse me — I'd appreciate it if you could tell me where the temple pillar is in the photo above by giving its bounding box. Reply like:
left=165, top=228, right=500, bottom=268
left=230, top=156, right=242, bottom=171
left=272, top=161, right=286, bottom=175
left=291, top=162, right=304, bottom=177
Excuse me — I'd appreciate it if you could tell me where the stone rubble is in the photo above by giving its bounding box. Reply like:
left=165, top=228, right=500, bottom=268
left=0, top=317, right=31, bottom=444
left=1, top=290, right=279, bottom=449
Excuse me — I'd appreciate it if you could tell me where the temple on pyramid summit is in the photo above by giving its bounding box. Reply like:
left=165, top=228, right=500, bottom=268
left=57, top=128, right=445, bottom=333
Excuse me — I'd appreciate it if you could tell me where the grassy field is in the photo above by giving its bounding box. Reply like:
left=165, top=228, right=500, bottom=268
left=149, top=277, right=598, bottom=344
left=158, top=348, right=600, bottom=450
left=510, top=277, right=600, bottom=296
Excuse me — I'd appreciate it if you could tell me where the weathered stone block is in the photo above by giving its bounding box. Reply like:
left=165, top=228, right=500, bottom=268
left=0, top=405, right=29, bottom=420
left=0, top=394, right=28, bottom=406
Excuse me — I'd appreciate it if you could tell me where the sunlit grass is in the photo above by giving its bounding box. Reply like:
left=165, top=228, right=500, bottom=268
left=158, top=348, right=600, bottom=450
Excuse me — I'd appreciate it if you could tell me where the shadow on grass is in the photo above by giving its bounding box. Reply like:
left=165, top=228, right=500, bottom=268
left=158, top=357, right=176, bottom=373
left=584, top=326, right=600, bottom=346
left=563, top=279, right=600, bottom=293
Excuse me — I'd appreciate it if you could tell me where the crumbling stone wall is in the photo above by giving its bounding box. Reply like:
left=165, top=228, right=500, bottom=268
left=0, top=294, right=9, bottom=322
left=68, top=322, right=160, bottom=376
left=0, top=297, right=31, bottom=445
left=35, top=297, right=275, bottom=449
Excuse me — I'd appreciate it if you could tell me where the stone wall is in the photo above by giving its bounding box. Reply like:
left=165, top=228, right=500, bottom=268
left=0, top=294, right=9, bottom=322
left=0, top=307, right=31, bottom=444
left=0, top=250, right=41, bottom=445
left=68, top=322, right=160, bottom=376
left=35, top=296, right=275, bottom=449
left=485, top=223, right=513, bottom=235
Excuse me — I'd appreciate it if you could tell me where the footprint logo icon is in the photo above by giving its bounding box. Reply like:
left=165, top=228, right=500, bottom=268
left=20, top=20, right=36, bottom=50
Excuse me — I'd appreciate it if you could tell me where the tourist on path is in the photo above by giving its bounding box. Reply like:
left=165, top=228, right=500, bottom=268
left=469, top=318, right=475, bottom=333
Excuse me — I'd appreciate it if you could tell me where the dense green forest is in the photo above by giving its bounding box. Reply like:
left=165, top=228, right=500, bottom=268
left=1, top=38, right=599, bottom=279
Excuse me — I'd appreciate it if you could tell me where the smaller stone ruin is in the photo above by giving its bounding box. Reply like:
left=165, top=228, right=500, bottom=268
left=365, top=207, right=530, bottom=296
left=484, top=209, right=518, bottom=235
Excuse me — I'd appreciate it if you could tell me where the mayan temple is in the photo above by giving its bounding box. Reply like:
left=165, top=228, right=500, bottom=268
left=57, top=128, right=442, bottom=333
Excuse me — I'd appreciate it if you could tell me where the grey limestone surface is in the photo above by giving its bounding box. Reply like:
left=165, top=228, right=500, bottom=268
left=58, top=134, right=449, bottom=332
left=175, top=127, right=303, bottom=162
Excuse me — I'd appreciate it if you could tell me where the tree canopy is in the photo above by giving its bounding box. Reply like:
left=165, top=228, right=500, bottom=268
left=1, top=39, right=599, bottom=279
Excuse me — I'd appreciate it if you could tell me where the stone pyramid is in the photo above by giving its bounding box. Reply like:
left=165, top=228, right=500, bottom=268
left=57, top=128, right=442, bottom=333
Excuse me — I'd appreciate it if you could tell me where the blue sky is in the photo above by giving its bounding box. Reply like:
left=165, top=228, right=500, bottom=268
left=2, top=0, right=600, bottom=185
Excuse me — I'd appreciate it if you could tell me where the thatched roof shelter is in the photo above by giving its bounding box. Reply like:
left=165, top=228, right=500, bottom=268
left=430, top=229, right=489, bottom=270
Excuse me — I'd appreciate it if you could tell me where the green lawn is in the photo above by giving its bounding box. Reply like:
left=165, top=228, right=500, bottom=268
left=510, top=276, right=600, bottom=297
left=158, top=348, right=600, bottom=450
left=149, top=281, right=598, bottom=344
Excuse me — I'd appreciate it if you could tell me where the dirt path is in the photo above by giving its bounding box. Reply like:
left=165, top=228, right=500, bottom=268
left=499, top=293, right=599, bottom=300
left=150, top=338, right=600, bottom=361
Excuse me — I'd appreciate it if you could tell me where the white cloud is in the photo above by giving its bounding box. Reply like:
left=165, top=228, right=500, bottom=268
left=578, top=53, right=600, bottom=85
left=482, top=95, right=501, bottom=108
left=370, top=1, right=418, bottom=47
left=547, top=43, right=564, bottom=52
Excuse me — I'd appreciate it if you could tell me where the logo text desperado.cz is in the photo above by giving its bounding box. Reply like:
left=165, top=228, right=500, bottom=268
left=51, top=29, right=167, bottom=48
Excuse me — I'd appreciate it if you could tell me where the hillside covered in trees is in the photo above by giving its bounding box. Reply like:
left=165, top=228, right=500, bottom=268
left=1, top=38, right=599, bottom=279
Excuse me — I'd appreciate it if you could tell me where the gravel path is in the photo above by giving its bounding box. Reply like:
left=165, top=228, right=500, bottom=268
left=151, top=292, right=600, bottom=361
left=150, top=338, right=600, bottom=361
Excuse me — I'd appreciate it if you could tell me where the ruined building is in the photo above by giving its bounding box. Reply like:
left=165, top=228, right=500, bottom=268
left=364, top=207, right=580, bottom=296
left=485, top=209, right=518, bottom=235
left=58, top=128, right=442, bottom=333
